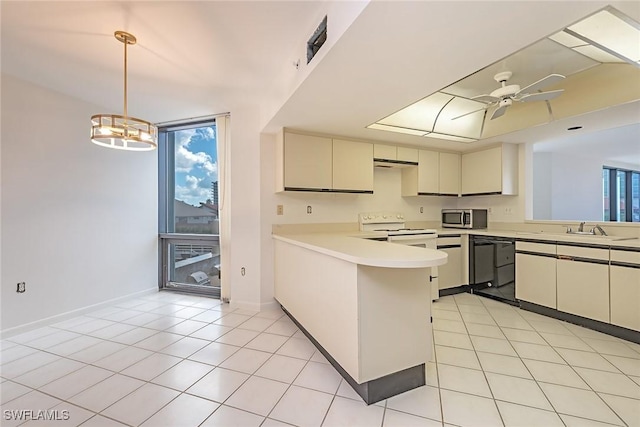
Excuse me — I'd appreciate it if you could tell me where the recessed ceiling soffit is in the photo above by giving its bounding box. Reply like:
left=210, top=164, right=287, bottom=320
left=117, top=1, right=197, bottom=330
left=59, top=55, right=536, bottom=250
left=367, top=6, right=640, bottom=144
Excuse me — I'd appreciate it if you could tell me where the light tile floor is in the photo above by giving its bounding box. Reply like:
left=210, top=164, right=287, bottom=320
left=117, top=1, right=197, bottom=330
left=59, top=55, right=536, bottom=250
left=1, top=291, right=639, bottom=426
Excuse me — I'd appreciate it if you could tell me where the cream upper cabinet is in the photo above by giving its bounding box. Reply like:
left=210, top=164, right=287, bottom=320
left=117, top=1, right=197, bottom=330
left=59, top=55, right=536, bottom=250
left=461, top=144, right=518, bottom=195
left=277, top=131, right=373, bottom=193
left=402, top=150, right=460, bottom=196
left=438, top=152, right=461, bottom=196
left=282, top=132, right=332, bottom=191
left=333, top=139, right=374, bottom=193
left=515, top=242, right=557, bottom=309
left=417, top=150, right=439, bottom=194
left=610, top=249, right=640, bottom=332
left=373, top=144, right=418, bottom=164
left=556, top=245, right=610, bottom=323
left=397, top=147, right=419, bottom=163
left=373, top=144, right=397, bottom=161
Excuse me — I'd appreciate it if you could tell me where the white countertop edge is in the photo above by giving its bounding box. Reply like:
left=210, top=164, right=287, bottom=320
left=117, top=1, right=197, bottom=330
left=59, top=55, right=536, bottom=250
left=273, top=234, right=447, bottom=268
left=436, top=229, right=639, bottom=248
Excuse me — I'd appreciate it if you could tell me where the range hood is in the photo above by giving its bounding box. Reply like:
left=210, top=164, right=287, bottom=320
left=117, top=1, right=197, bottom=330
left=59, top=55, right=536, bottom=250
left=373, top=158, right=418, bottom=168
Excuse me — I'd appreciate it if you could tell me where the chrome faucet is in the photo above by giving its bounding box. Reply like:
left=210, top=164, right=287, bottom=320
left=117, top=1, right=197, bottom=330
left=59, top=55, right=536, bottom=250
left=577, top=222, right=585, bottom=232
left=593, top=224, right=608, bottom=236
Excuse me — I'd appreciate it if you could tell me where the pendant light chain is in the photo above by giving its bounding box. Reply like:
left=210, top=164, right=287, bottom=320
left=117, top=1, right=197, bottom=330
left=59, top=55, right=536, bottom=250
left=123, top=32, right=128, bottom=122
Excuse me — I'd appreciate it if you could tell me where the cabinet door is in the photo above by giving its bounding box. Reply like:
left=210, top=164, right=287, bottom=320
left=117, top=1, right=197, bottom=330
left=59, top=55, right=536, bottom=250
left=374, top=144, right=396, bottom=160
left=397, top=147, right=419, bottom=163
left=333, top=139, right=373, bottom=192
left=557, top=259, right=609, bottom=323
left=284, top=133, right=332, bottom=190
left=461, top=146, right=502, bottom=195
left=438, top=152, right=460, bottom=196
left=610, top=265, right=640, bottom=331
left=439, top=247, right=463, bottom=290
left=515, top=253, right=556, bottom=308
left=417, top=150, right=439, bottom=194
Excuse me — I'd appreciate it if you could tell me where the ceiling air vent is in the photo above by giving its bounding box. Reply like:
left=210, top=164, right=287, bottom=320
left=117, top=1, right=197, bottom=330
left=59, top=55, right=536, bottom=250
left=307, top=15, right=327, bottom=64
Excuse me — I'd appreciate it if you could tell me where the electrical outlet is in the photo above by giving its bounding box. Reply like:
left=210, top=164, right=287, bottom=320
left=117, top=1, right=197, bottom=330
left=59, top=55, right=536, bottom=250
left=420, top=207, right=424, bottom=214
left=488, top=207, right=492, bottom=213
left=276, top=205, right=283, bottom=215
left=16, top=282, right=26, bottom=293
left=307, top=205, right=312, bottom=214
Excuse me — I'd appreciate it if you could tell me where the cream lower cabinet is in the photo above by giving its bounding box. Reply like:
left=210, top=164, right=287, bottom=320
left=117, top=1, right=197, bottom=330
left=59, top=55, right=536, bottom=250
left=556, top=245, right=610, bottom=323
left=515, top=242, right=557, bottom=309
left=610, top=249, right=640, bottom=332
left=437, top=235, right=463, bottom=290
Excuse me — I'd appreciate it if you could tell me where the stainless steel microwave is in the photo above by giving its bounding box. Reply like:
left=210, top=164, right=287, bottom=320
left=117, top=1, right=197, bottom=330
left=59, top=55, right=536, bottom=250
left=442, top=209, right=488, bottom=229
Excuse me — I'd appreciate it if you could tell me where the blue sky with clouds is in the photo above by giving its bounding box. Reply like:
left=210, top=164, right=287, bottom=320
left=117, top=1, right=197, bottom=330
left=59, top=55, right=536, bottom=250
left=174, top=125, right=217, bottom=206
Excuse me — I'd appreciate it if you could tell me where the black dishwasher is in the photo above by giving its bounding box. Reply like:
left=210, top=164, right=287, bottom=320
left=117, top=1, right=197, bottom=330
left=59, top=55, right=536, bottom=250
left=469, top=235, right=517, bottom=305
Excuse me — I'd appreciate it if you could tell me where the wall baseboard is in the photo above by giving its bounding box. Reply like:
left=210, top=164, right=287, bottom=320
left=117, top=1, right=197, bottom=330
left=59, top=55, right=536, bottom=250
left=0, top=287, right=158, bottom=340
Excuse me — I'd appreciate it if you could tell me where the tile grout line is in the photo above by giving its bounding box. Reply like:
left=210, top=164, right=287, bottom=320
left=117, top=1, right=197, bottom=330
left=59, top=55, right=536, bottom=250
left=3, top=292, right=638, bottom=427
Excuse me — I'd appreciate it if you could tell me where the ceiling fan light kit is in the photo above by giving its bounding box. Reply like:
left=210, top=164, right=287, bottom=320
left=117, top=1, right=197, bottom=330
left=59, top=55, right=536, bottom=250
left=90, top=31, right=157, bottom=151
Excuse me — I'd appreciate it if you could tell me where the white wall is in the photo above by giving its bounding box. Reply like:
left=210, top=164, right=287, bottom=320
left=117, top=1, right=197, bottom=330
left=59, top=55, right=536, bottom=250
left=532, top=151, right=610, bottom=221
left=225, top=106, right=264, bottom=311
left=532, top=152, right=553, bottom=220
left=1, top=75, right=158, bottom=333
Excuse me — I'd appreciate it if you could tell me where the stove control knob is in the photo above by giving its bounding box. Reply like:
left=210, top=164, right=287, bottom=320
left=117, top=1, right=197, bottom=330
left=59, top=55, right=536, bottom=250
left=397, top=214, right=403, bottom=219
left=383, top=215, right=388, bottom=219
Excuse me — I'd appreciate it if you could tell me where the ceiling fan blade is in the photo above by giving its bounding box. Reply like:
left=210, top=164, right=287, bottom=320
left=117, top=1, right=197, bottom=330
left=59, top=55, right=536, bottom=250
left=517, top=74, right=565, bottom=95
left=451, top=107, right=487, bottom=120
left=472, top=94, right=500, bottom=103
left=490, top=104, right=508, bottom=120
left=518, top=89, right=564, bottom=103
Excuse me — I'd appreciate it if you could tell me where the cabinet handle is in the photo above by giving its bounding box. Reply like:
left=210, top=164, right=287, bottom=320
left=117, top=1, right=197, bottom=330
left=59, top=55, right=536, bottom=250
left=430, top=275, right=438, bottom=282
left=558, top=255, right=574, bottom=261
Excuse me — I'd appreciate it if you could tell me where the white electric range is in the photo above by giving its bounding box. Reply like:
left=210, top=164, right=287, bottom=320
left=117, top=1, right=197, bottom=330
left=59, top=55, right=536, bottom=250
left=358, top=212, right=439, bottom=301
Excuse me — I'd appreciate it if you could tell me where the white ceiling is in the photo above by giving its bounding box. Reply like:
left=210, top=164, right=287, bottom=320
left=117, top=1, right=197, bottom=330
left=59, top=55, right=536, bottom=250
left=0, top=1, right=325, bottom=123
left=2, top=1, right=639, bottom=152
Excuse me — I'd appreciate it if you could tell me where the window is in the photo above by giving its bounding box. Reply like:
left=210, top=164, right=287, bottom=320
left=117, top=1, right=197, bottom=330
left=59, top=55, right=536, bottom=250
left=158, top=119, right=221, bottom=296
left=603, top=166, right=640, bottom=222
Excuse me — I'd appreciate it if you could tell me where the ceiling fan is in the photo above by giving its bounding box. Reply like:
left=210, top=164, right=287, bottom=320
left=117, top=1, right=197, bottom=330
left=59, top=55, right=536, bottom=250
left=454, top=71, right=566, bottom=120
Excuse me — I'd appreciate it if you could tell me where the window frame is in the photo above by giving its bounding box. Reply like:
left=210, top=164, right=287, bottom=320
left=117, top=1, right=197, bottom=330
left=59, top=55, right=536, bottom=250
left=157, top=118, right=221, bottom=295
left=604, top=165, right=639, bottom=222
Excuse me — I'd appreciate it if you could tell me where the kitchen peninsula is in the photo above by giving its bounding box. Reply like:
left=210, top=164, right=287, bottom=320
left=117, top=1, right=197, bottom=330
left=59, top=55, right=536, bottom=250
left=272, top=232, right=447, bottom=404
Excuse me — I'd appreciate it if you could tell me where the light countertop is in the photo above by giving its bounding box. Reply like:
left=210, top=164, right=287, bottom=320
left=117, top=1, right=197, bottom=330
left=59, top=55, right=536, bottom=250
left=435, top=228, right=639, bottom=248
left=273, top=232, right=448, bottom=268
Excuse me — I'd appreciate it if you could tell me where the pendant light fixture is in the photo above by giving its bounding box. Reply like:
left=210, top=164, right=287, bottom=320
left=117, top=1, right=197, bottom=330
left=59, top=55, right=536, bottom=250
left=90, top=31, right=157, bottom=151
